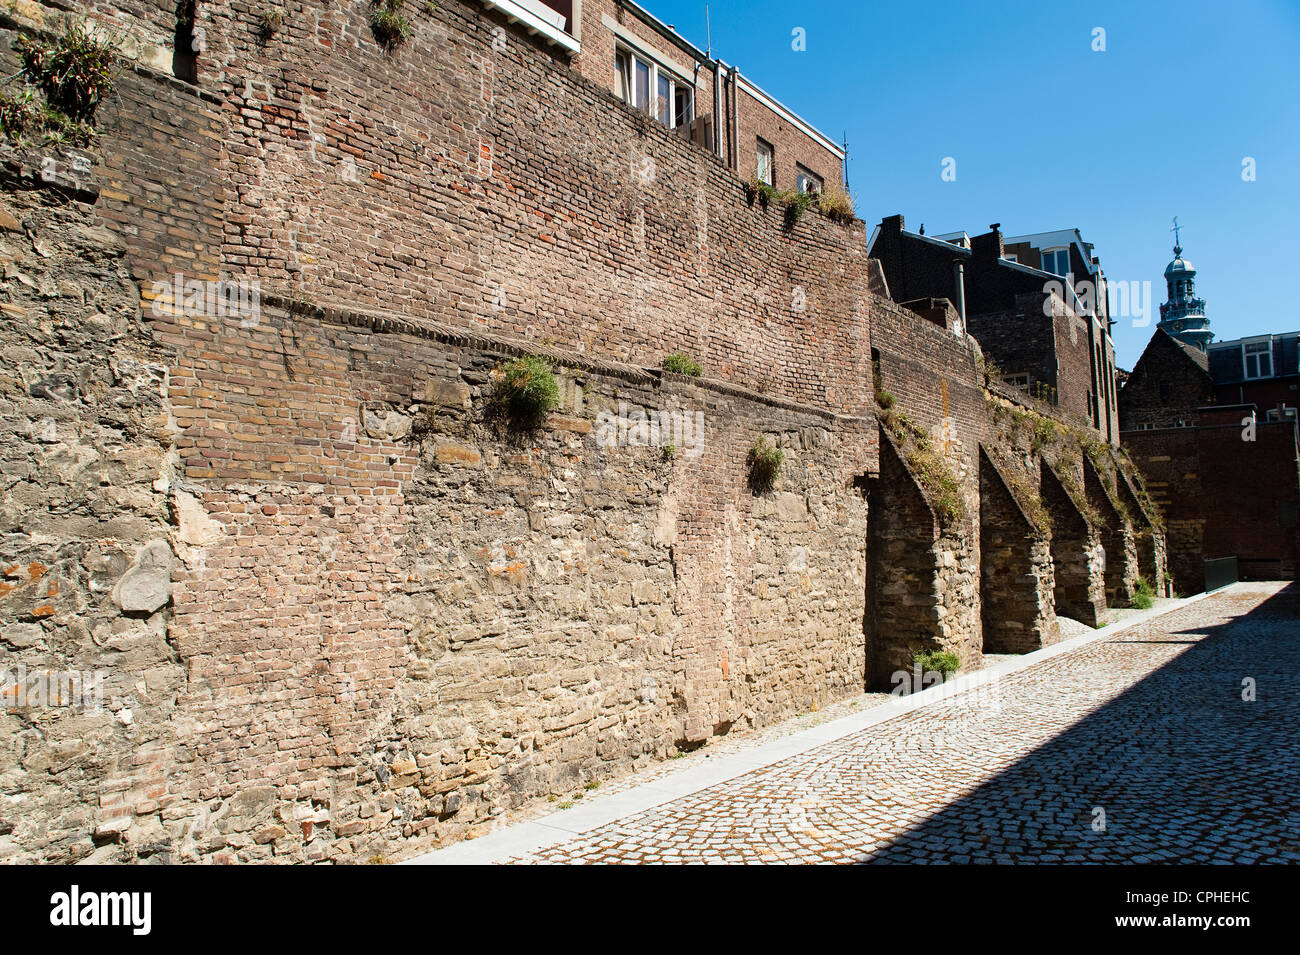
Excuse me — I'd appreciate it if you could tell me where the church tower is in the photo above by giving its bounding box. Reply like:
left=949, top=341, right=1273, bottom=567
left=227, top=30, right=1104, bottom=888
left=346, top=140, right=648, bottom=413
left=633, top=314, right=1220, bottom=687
left=1157, top=217, right=1212, bottom=351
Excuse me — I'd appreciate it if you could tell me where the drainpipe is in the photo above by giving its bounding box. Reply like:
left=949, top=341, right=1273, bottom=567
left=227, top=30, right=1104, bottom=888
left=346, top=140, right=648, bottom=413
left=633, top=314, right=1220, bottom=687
left=952, top=259, right=967, bottom=337
left=717, top=59, right=728, bottom=158
left=729, top=65, right=740, bottom=172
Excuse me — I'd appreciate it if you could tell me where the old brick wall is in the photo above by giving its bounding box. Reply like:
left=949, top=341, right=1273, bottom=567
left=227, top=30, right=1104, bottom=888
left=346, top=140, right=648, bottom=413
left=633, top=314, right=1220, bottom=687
left=1124, top=428, right=1205, bottom=593
left=151, top=299, right=873, bottom=860
left=1118, top=330, right=1213, bottom=431
left=78, top=0, right=872, bottom=416
left=1199, top=422, right=1300, bottom=581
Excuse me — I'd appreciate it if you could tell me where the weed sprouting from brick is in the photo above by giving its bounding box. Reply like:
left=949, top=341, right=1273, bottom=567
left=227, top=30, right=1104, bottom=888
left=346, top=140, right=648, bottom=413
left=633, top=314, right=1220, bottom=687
left=747, top=437, right=784, bottom=494
left=489, top=355, right=560, bottom=431
left=370, top=0, right=412, bottom=48
left=661, top=351, right=702, bottom=376
left=1, top=19, right=121, bottom=146
left=256, top=6, right=286, bottom=38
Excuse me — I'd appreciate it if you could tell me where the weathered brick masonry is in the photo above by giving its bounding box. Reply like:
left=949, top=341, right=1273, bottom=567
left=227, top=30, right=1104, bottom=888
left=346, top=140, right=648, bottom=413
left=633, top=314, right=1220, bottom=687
left=0, top=0, right=1167, bottom=862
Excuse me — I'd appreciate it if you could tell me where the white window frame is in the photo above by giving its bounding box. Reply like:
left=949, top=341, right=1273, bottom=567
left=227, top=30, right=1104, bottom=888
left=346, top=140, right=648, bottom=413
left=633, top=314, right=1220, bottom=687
left=1041, top=247, right=1070, bottom=277
left=615, top=44, right=692, bottom=130
left=1243, top=339, right=1273, bottom=380
left=795, top=164, right=822, bottom=195
left=755, top=137, right=774, bottom=186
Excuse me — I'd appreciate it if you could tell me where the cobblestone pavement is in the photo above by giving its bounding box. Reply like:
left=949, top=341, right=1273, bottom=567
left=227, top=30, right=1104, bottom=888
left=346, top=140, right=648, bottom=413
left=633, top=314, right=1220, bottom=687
left=506, top=583, right=1300, bottom=863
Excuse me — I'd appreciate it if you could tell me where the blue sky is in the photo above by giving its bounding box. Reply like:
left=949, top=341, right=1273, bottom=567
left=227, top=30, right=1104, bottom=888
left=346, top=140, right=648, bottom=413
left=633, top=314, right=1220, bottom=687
left=640, top=0, right=1300, bottom=368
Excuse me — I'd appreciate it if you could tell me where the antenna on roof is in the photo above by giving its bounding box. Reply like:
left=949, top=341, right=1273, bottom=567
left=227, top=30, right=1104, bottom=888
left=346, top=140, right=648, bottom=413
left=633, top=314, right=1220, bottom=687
left=842, top=131, right=849, bottom=194
left=705, top=4, right=712, bottom=59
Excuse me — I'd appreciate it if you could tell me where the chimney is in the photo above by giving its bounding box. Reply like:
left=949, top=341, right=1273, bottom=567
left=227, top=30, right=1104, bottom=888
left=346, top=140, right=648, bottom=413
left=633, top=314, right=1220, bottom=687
left=972, top=222, right=1003, bottom=261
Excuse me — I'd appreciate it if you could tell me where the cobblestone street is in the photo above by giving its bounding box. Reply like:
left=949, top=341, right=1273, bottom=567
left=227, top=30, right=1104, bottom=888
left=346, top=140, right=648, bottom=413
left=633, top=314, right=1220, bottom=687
left=413, top=582, right=1300, bottom=864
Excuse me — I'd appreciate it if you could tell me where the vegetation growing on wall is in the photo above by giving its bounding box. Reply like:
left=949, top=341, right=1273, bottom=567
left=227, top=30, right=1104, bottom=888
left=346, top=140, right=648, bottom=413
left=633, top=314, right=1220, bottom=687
left=661, top=352, right=703, bottom=376
left=878, top=402, right=966, bottom=526
left=747, top=437, right=784, bottom=494
left=490, top=356, right=559, bottom=430
left=1116, top=448, right=1166, bottom=531
left=745, top=177, right=855, bottom=226
left=1000, top=465, right=1051, bottom=536
left=370, top=0, right=412, bottom=47
left=817, top=188, right=855, bottom=224
left=1, top=20, right=121, bottom=147
left=256, top=6, right=286, bottom=38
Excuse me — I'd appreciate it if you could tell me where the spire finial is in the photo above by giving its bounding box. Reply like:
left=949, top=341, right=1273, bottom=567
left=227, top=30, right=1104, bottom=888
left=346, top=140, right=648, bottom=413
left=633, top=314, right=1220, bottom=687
left=1171, top=216, right=1183, bottom=256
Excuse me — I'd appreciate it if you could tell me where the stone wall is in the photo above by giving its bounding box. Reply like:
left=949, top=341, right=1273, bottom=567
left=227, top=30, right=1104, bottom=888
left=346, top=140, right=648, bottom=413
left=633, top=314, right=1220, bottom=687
left=978, top=448, right=1056, bottom=654
left=0, top=172, right=182, bottom=862
left=166, top=300, right=871, bottom=861
left=3, top=228, right=874, bottom=862
left=1041, top=461, right=1105, bottom=627
left=1084, top=454, right=1139, bottom=606
left=866, top=434, right=979, bottom=689
left=0, top=0, right=1176, bottom=865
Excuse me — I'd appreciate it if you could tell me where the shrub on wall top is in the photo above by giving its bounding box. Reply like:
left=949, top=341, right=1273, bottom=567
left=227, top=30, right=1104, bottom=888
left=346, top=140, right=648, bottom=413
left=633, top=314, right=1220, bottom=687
left=1, top=19, right=120, bottom=147
left=661, top=352, right=703, bottom=377
left=490, top=356, right=559, bottom=429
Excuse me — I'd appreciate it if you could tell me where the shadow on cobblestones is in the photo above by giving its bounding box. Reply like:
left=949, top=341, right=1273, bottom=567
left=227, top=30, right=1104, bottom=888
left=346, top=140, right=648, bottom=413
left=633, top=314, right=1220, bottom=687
left=862, top=583, right=1300, bottom=864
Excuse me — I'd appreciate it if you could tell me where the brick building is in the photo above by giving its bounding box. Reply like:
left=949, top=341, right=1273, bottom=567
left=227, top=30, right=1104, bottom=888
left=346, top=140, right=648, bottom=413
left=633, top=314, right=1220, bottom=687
left=1120, top=282, right=1300, bottom=589
left=868, top=215, right=1121, bottom=444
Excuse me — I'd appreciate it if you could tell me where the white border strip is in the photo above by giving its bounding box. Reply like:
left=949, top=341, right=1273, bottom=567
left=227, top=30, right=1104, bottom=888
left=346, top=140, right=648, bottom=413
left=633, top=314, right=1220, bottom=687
left=482, top=0, right=580, bottom=53
left=403, top=589, right=1230, bottom=865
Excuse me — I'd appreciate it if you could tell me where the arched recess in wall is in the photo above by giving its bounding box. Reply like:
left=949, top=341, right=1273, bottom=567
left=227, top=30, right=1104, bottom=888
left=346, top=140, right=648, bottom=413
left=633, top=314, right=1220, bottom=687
left=173, top=0, right=199, bottom=84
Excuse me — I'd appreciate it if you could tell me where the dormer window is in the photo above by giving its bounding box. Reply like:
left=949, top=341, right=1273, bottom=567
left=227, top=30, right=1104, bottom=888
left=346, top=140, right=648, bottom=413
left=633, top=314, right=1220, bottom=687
left=1244, top=340, right=1273, bottom=379
left=1041, top=248, right=1070, bottom=277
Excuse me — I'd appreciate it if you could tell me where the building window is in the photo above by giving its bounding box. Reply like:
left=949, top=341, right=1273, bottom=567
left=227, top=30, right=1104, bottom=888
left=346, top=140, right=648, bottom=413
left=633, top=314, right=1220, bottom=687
left=1244, top=340, right=1273, bottom=379
left=796, top=165, right=822, bottom=195
left=1003, top=373, right=1031, bottom=392
left=1266, top=407, right=1297, bottom=422
left=1040, top=248, right=1070, bottom=277
left=615, top=46, right=693, bottom=129
left=674, top=85, right=693, bottom=129
left=756, top=138, right=774, bottom=186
